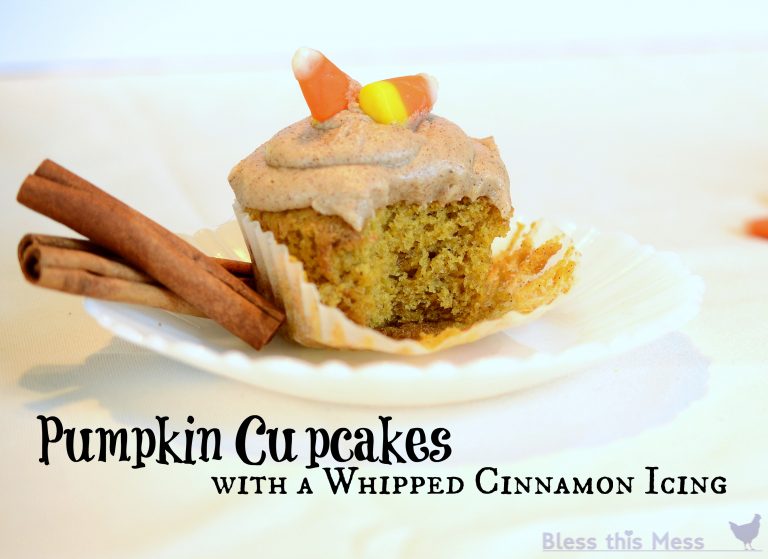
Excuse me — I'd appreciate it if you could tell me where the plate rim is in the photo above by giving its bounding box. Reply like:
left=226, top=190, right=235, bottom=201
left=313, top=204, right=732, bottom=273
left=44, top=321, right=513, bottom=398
left=82, top=219, right=705, bottom=405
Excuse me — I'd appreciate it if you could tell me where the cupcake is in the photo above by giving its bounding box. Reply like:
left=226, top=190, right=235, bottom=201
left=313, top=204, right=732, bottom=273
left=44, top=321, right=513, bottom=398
left=228, top=48, right=577, bottom=354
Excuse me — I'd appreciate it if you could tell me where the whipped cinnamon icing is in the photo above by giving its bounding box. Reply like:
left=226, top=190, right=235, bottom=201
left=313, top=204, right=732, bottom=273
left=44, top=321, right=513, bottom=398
left=228, top=109, right=511, bottom=231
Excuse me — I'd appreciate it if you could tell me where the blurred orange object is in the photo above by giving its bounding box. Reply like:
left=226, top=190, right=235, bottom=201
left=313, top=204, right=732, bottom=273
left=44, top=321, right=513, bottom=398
left=746, top=217, right=768, bottom=239
left=292, top=47, right=358, bottom=122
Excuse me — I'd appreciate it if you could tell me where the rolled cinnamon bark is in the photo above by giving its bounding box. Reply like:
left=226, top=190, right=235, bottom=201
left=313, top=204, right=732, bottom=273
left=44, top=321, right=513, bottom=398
left=18, top=234, right=112, bottom=261
left=20, top=234, right=155, bottom=284
left=17, top=234, right=262, bottom=317
left=17, top=161, right=284, bottom=349
left=18, top=233, right=255, bottom=284
left=21, top=251, right=204, bottom=316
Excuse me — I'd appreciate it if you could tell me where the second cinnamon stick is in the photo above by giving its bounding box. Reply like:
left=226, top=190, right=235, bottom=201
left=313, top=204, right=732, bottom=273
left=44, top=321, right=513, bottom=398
left=18, top=234, right=261, bottom=316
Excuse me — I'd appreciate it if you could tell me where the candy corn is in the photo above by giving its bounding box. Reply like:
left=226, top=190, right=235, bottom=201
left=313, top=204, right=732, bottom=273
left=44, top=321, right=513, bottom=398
left=358, top=74, right=438, bottom=124
left=292, top=47, right=358, bottom=122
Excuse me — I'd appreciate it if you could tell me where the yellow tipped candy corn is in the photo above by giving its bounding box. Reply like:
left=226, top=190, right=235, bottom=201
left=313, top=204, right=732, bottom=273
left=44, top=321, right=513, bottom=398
left=359, top=74, right=438, bottom=124
left=358, top=81, right=408, bottom=124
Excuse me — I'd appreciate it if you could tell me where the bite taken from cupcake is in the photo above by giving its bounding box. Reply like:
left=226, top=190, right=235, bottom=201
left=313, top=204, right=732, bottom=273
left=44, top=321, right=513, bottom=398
left=229, top=48, right=578, bottom=354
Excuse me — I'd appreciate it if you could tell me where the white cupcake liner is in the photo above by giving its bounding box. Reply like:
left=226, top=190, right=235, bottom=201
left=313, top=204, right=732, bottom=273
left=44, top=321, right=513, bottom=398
left=235, top=202, right=578, bottom=355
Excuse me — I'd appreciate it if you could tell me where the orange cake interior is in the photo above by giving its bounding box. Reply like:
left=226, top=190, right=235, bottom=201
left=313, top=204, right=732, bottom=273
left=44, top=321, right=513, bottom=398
left=247, top=197, right=575, bottom=339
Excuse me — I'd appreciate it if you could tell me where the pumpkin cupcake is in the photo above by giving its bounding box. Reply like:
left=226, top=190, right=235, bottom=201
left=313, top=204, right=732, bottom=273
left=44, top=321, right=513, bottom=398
left=228, top=48, right=576, bottom=353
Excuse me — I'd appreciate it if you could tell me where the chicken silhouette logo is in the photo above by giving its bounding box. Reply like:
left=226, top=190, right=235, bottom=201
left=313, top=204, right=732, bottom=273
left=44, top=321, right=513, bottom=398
left=729, top=514, right=761, bottom=551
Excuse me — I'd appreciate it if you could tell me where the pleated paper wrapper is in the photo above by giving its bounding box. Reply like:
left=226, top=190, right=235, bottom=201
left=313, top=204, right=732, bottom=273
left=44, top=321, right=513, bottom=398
left=235, top=203, right=578, bottom=355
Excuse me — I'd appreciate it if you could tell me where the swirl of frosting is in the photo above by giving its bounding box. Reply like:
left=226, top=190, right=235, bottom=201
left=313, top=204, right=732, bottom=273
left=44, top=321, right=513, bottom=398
left=228, top=110, right=511, bottom=231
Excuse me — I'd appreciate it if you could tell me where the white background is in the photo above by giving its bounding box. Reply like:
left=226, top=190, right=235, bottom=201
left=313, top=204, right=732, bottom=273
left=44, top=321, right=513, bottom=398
left=1, top=1, right=768, bottom=557
left=3, top=0, right=768, bottom=71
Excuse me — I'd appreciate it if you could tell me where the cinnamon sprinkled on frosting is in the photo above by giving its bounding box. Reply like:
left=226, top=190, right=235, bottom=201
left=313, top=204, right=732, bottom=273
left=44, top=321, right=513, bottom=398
left=228, top=109, right=511, bottom=231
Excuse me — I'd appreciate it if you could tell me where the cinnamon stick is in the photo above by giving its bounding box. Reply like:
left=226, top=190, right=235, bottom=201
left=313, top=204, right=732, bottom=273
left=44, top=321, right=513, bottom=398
left=18, top=234, right=257, bottom=317
left=17, top=161, right=284, bottom=349
left=18, top=234, right=255, bottom=282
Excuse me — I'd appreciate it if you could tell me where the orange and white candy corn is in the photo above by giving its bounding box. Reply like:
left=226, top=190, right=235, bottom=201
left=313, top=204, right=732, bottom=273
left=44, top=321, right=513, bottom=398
left=358, top=74, right=438, bottom=124
left=292, top=47, right=358, bottom=122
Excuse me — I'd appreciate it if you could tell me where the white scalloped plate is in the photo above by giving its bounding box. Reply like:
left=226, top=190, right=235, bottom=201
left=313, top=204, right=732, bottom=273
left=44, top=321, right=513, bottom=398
left=84, top=219, right=703, bottom=406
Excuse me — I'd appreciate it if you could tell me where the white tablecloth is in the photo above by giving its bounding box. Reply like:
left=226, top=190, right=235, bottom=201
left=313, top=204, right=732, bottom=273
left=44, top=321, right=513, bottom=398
left=1, top=49, right=767, bottom=558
